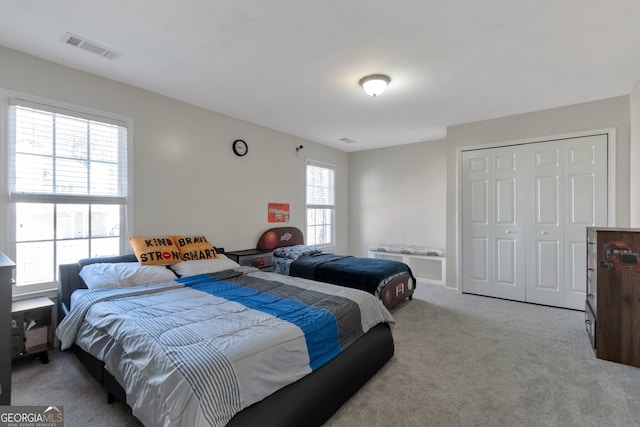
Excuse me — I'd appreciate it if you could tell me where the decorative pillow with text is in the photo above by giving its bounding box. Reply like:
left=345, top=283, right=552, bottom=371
left=129, top=236, right=182, bottom=265
left=171, top=235, right=219, bottom=261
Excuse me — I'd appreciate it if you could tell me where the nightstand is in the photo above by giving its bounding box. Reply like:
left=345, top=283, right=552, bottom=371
left=11, top=296, right=56, bottom=364
left=226, top=249, right=274, bottom=272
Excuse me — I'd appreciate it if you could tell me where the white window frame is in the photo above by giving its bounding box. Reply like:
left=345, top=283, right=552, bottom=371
left=305, top=159, right=336, bottom=249
left=1, top=90, right=134, bottom=296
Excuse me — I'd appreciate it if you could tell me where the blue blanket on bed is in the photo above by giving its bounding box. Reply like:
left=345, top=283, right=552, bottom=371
left=178, top=272, right=346, bottom=370
left=289, top=253, right=412, bottom=295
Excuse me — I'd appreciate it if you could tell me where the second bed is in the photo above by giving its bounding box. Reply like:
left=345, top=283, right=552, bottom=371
left=257, top=227, right=415, bottom=309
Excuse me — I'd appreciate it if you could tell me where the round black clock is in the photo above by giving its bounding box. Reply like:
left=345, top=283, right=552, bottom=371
left=232, top=139, right=248, bottom=157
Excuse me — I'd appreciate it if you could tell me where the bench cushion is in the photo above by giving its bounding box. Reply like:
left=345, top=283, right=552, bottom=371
left=369, top=245, right=445, bottom=257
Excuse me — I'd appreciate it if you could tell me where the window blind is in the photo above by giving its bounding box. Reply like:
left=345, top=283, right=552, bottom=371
left=9, top=101, right=127, bottom=202
left=306, top=162, right=335, bottom=206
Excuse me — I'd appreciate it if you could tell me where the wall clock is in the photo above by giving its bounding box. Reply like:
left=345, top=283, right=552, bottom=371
left=232, top=139, right=248, bottom=157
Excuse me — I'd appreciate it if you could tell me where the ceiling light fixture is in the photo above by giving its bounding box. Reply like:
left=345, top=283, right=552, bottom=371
left=359, top=74, right=391, bottom=97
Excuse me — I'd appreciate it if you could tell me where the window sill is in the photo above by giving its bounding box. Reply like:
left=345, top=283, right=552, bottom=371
left=12, top=285, right=59, bottom=302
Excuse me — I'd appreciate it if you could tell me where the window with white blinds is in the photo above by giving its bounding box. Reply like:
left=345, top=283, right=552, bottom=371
left=306, top=161, right=335, bottom=247
left=7, top=98, right=129, bottom=289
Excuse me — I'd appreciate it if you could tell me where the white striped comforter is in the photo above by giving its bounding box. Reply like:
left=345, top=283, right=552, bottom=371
left=57, top=270, right=393, bottom=427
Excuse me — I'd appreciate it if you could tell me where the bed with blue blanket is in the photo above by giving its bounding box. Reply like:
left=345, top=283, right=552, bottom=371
left=258, top=227, right=416, bottom=309
left=57, top=253, right=394, bottom=427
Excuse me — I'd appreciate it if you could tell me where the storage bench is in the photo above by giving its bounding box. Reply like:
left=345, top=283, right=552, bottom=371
left=368, top=245, right=446, bottom=286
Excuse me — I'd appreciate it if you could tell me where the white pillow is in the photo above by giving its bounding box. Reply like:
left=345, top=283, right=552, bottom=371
left=169, top=254, right=241, bottom=277
left=79, top=262, right=177, bottom=290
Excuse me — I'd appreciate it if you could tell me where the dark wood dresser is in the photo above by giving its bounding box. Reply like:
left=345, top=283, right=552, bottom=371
left=586, top=227, right=640, bottom=367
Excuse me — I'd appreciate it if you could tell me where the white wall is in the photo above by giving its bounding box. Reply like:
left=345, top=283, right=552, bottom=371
left=348, top=139, right=447, bottom=256
left=0, top=45, right=349, bottom=254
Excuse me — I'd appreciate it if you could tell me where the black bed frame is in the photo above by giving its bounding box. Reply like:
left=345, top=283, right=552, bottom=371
left=58, top=254, right=394, bottom=427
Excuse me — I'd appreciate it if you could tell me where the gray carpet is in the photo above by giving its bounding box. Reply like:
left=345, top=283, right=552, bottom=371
left=11, top=284, right=640, bottom=426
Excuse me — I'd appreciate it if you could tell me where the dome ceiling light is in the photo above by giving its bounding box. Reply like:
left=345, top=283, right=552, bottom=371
left=358, top=74, right=391, bottom=97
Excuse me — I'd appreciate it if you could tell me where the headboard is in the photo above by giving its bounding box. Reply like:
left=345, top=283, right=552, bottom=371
left=257, top=227, right=305, bottom=250
left=58, top=247, right=226, bottom=315
left=58, top=254, right=139, bottom=315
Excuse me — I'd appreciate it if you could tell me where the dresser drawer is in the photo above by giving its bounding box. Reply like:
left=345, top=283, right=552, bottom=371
left=585, top=301, right=596, bottom=351
left=226, top=249, right=273, bottom=269
left=240, top=252, right=273, bottom=268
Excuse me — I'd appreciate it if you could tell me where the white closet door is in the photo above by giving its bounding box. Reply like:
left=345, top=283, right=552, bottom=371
left=492, top=146, right=526, bottom=301
left=524, top=141, right=564, bottom=306
left=524, top=135, right=608, bottom=308
left=462, top=150, right=492, bottom=296
left=462, top=147, right=526, bottom=300
left=462, top=134, right=608, bottom=309
left=562, top=135, right=608, bottom=309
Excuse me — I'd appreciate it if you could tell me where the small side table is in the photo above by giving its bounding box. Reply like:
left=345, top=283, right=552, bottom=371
left=226, top=249, right=274, bottom=272
left=12, top=296, right=56, bottom=364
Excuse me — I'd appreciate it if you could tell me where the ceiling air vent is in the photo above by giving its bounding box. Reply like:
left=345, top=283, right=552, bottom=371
left=60, top=32, right=123, bottom=60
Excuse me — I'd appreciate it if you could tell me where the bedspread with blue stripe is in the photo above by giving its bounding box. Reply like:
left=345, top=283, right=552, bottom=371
left=57, top=269, right=392, bottom=427
left=178, top=271, right=360, bottom=370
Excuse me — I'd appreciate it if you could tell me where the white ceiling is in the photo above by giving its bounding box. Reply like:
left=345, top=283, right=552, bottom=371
left=1, top=1, right=640, bottom=152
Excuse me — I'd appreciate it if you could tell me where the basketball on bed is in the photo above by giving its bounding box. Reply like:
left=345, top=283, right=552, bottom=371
left=262, top=231, right=278, bottom=250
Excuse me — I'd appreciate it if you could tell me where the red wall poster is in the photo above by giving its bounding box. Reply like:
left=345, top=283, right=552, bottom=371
left=268, top=202, right=290, bottom=223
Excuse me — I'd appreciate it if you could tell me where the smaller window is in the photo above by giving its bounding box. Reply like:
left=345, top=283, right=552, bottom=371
left=306, top=161, right=335, bottom=247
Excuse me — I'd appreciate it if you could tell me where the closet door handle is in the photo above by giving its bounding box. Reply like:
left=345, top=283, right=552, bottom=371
left=505, top=230, right=518, bottom=234
left=540, top=231, right=548, bottom=235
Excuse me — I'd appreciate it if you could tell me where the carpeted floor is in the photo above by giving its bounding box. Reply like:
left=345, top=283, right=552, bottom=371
left=11, top=284, right=640, bottom=426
